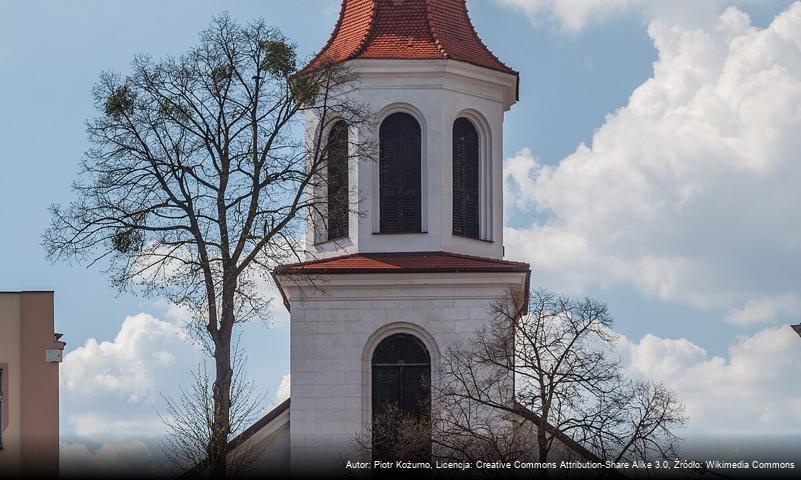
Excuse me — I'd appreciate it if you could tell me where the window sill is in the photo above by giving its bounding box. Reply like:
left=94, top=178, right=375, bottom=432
left=373, top=231, right=428, bottom=235
left=453, top=233, right=494, bottom=244
left=313, top=236, right=351, bottom=247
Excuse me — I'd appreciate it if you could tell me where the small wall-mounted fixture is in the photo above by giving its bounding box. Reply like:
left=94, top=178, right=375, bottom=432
left=45, top=349, right=63, bottom=363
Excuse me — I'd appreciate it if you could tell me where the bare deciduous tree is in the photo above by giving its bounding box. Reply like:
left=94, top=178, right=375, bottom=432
left=161, top=343, right=265, bottom=477
left=43, top=13, right=372, bottom=478
left=361, top=402, right=433, bottom=464
left=436, top=289, right=687, bottom=473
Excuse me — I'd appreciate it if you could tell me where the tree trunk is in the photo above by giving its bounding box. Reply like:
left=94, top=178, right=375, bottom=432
left=538, top=417, right=549, bottom=479
left=208, top=285, right=236, bottom=478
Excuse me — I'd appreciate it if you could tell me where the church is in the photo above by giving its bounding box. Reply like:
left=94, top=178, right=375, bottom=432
left=222, top=0, right=596, bottom=475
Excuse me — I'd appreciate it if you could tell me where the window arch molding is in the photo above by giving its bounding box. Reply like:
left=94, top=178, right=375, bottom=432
left=452, top=109, right=493, bottom=242
left=373, top=104, right=428, bottom=234
left=361, top=322, right=440, bottom=440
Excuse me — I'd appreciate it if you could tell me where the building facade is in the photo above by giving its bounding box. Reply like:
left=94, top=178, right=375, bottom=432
left=278, top=1, right=526, bottom=473
left=0, top=291, right=64, bottom=477
left=225, top=1, right=598, bottom=475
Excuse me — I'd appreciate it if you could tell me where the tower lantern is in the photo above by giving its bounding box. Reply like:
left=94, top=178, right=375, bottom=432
left=302, top=0, right=519, bottom=261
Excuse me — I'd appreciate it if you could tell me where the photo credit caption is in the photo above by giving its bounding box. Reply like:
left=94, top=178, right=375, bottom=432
left=345, top=459, right=797, bottom=472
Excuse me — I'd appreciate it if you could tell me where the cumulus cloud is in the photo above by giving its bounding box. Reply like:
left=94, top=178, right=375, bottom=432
left=60, top=441, right=159, bottom=477
left=618, top=326, right=801, bottom=434
left=61, top=313, right=202, bottom=441
left=67, top=414, right=167, bottom=440
left=493, top=0, right=741, bottom=31
left=59, top=301, right=286, bottom=471
left=505, top=3, right=801, bottom=315
left=59, top=311, right=204, bottom=473
left=725, top=294, right=801, bottom=325
left=62, top=313, right=199, bottom=405
left=275, top=374, right=291, bottom=404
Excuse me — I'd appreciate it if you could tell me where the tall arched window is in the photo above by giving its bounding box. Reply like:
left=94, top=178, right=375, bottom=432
left=452, top=118, right=480, bottom=239
left=371, top=333, right=431, bottom=461
left=327, top=121, right=349, bottom=240
left=379, top=113, right=422, bottom=233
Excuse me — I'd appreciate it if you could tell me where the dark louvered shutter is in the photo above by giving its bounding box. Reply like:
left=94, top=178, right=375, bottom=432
left=327, top=121, right=349, bottom=240
left=372, top=334, right=431, bottom=461
left=372, top=366, right=400, bottom=461
left=402, top=366, right=430, bottom=415
left=453, top=118, right=480, bottom=239
left=373, top=366, right=401, bottom=414
left=380, top=113, right=421, bottom=233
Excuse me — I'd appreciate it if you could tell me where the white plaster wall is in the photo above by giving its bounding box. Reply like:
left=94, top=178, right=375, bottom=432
left=284, top=271, right=527, bottom=474
left=305, top=59, right=517, bottom=261
left=230, top=408, right=291, bottom=475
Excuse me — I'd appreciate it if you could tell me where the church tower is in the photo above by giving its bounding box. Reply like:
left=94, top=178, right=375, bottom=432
left=273, top=0, right=530, bottom=473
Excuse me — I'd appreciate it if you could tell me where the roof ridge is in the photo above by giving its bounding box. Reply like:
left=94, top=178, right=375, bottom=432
left=424, top=0, right=451, bottom=60
left=427, top=0, right=517, bottom=74
left=456, top=0, right=517, bottom=74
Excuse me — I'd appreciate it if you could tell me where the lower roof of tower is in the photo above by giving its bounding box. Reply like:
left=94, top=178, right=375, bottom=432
left=273, top=252, right=531, bottom=313
left=275, top=251, right=530, bottom=275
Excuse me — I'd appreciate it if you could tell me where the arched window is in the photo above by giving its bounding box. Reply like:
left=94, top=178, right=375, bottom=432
left=327, top=121, right=349, bottom=240
left=371, top=333, right=431, bottom=461
left=379, top=113, right=422, bottom=233
left=452, top=118, right=480, bottom=239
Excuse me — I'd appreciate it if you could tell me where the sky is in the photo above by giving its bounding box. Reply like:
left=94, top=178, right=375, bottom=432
left=1, top=0, right=800, bottom=472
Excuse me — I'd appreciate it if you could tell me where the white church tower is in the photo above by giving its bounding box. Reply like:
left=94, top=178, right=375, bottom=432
left=266, top=0, right=530, bottom=474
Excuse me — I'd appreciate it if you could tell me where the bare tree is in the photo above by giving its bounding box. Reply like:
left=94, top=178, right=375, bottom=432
left=354, top=394, right=532, bottom=478
left=43, top=14, right=372, bottom=478
left=360, top=402, right=433, bottom=464
left=161, top=343, right=265, bottom=477
left=437, top=289, right=687, bottom=472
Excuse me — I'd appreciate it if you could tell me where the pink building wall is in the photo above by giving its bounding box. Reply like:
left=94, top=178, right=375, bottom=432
left=0, top=292, right=63, bottom=477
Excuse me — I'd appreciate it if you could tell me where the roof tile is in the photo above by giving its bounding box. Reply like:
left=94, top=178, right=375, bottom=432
left=275, top=251, right=530, bottom=275
left=306, top=0, right=516, bottom=75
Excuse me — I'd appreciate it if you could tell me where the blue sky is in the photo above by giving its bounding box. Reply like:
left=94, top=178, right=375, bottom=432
left=2, top=0, right=800, bottom=469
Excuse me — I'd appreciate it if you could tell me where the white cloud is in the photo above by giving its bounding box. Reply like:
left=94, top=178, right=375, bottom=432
left=493, top=0, right=745, bottom=31
left=59, top=312, right=204, bottom=474
left=59, top=305, right=286, bottom=473
left=275, top=374, right=291, bottom=404
left=61, top=313, right=203, bottom=445
left=505, top=3, right=801, bottom=315
left=66, top=414, right=166, bottom=439
left=725, top=294, right=801, bottom=325
left=61, top=441, right=159, bottom=477
left=62, top=313, right=199, bottom=405
left=618, top=326, right=801, bottom=434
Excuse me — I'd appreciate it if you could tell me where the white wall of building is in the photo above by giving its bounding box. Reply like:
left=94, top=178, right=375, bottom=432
left=305, top=59, right=518, bottom=261
left=229, top=407, right=290, bottom=475
left=282, top=271, right=527, bottom=473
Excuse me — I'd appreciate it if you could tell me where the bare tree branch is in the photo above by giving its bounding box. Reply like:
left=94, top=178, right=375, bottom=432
left=435, top=289, right=687, bottom=471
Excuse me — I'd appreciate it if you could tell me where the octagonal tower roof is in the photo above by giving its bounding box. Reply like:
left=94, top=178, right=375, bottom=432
left=307, top=0, right=517, bottom=75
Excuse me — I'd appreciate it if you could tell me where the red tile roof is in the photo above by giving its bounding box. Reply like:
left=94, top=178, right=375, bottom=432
left=306, top=0, right=517, bottom=75
left=275, top=251, right=530, bottom=275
